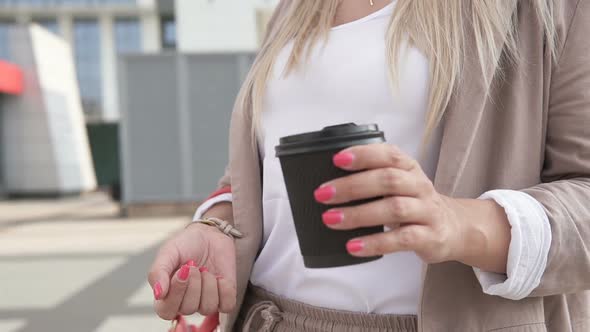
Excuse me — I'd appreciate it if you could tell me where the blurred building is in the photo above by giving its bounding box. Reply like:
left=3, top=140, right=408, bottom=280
left=0, top=0, right=280, bottom=120
left=0, top=26, right=96, bottom=196
left=0, top=0, right=175, bottom=122
left=0, top=0, right=279, bottom=203
left=175, top=0, right=277, bottom=53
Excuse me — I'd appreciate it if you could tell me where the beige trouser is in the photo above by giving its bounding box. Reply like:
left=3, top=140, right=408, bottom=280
left=235, top=284, right=418, bottom=332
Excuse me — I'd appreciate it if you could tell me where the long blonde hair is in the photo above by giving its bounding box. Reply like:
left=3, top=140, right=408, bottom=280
left=238, top=0, right=556, bottom=141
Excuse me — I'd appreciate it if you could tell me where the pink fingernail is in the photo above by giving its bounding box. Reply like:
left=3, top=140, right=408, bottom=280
left=333, top=152, right=354, bottom=168
left=199, top=266, right=209, bottom=273
left=179, top=264, right=190, bottom=281
left=216, top=275, right=223, bottom=280
left=187, top=260, right=196, bottom=267
left=153, top=282, right=162, bottom=300
left=314, top=185, right=335, bottom=202
left=322, top=210, right=343, bottom=225
left=346, top=239, right=364, bottom=253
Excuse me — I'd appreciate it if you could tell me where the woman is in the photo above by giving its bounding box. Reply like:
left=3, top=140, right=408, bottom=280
left=148, top=0, right=590, bottom=331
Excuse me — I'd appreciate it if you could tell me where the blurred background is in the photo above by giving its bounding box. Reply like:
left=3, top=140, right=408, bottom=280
left=0, top=0, right=277, bottom=331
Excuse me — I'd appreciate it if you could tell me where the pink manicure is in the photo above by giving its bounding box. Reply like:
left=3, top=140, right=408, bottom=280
left=153, top=282, right=162, bottom=300
left=187, top=260, right=196, bottom=267
left=199, top=266, right=209, bottom=273
left=333, top=152, right=355, bottom=168
left=179, top=264, right=190, bottom=281
left=322, top=210, right=343, bottom=225
left=314, top=185, right=335, bottom=202
left=346, top=239, right=364, bottom=253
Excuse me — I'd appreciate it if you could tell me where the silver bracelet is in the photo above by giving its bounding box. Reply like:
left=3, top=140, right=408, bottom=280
left=196, top=217, right=243, bottom=239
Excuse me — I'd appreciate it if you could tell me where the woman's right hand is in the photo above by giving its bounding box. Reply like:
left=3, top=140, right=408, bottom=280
left=148, top=218, right=237, bottom=320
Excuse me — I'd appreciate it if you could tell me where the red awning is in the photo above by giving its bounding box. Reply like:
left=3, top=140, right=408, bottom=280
left=0, top=60, right=24, bottom=95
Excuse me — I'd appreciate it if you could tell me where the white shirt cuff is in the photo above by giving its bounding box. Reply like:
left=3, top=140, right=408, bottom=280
left=192, top=193, right=233, bottom=221
left=474, top=189, right=551, bottom=300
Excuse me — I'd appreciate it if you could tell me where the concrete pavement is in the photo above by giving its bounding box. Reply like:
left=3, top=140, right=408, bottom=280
left=0, top=192, right=204, bottom=332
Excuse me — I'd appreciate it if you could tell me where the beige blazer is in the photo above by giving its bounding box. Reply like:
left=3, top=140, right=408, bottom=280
left=214, top=0, right=590, bottom=330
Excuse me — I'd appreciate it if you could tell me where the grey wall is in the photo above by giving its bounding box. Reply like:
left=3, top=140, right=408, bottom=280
left=119, top=52, right=255, bottom=204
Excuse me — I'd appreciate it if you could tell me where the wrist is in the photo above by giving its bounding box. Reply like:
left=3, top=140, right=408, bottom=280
left=451, top=198, right=510, bottom=273
left=440, top=197, right=477, bottom=263
left=450, top=198, right=487, bottom=263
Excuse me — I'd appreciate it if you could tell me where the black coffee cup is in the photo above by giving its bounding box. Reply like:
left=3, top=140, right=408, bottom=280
left=275, top=123, right=385, bottom=268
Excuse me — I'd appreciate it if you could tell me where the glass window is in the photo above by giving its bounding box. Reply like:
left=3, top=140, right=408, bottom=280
left=161, top=17, right=176, bottom=49
left=0, top=21, right=14, bottom=61
left=33, top=18, right=60, bottom=36
left=115, top=18, right=141, bottom=54
left=74, top=19, right=102, bottom=117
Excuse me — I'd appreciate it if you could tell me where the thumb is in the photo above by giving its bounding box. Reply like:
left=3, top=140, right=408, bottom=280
left=148, top=242, right=181, bottom=300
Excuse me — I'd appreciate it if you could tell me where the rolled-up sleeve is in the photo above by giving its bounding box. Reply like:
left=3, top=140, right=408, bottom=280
left=474, top=190, right=551, bottom=300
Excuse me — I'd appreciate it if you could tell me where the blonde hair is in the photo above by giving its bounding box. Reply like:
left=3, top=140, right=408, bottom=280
left=238, top=0, right=556, bottom=142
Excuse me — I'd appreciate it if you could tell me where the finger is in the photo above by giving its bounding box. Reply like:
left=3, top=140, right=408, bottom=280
left=333, top=144, right=418, bottom=172
left=346, top=225, right=431, bottom=257
left=155, top=264, right=191, bottom=320
left=173, top=316, right=188, bottom=332
left=322, top=196, right=428, bottom=230
left=217, top=275, right=237, bottom=313
left=210, top=240, right=237, bottom=297
left=148, top=242, right=182, bottom=301
left=317, top=167, right=422, bottom=205
left=179, top=265, right=202, bottom=315
left=198, top=267, right=219, bottom=316
left=199, top=314, right=221, bottom=332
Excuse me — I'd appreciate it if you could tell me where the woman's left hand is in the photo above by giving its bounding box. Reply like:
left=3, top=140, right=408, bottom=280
left=314, top=143, right=509, bottom=269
